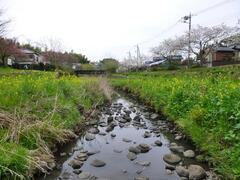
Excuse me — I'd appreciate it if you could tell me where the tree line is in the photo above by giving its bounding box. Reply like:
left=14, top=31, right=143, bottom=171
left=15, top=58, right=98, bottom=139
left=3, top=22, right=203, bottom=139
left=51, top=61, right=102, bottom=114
left=0, top=38, right=90, bottom=67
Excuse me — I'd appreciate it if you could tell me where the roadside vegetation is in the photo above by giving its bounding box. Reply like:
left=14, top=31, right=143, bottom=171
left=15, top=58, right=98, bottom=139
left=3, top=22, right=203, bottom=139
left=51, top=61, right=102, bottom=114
left=111, top=65, right=240, bottom=179
left=0, top=68, right=106, bottom=179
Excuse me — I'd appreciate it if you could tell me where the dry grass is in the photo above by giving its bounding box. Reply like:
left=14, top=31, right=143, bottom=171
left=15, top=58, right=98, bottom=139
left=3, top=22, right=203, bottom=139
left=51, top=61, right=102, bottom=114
left=0, top=111, right=15, bottom=129
left=0, top=72, right=108, bottom=178
left=98, top=77, right=114, bottom=102
left=0, top=107, right=77, bottom=177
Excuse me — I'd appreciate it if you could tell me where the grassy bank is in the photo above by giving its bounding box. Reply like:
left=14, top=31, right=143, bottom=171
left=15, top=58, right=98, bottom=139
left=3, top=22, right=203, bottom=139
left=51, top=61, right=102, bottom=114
left=0, top=69, right=106, bottom=179
left=111, top=66, right=240, bottom=179
left=0, top=66, right=22, bottom=74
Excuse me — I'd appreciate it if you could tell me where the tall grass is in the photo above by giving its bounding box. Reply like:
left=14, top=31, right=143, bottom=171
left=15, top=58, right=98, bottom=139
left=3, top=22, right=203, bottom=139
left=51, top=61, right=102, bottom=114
left=0, top=71, right=106, bottom=179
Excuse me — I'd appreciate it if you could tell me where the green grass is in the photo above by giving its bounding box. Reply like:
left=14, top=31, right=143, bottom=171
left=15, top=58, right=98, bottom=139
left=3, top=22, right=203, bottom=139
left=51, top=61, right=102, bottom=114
left=111, top=65, right=240, bottom=179
left=0, top=143, right=29, bottom=179
left=0, top=66, right=22, bottom=74
left=0, top=69, right=106, bottom=179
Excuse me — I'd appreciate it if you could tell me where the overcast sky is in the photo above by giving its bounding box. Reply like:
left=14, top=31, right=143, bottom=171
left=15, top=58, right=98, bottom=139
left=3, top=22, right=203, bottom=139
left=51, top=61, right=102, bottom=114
left=1, top=0, right=240, bottom=61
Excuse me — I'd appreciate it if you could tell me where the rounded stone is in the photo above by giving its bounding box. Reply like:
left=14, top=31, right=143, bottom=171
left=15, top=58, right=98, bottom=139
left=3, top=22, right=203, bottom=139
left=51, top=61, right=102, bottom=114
left=99, top=132, right=107, bottom=136
left=138, top=143, right=151, bottom=153
left=143, top=131, right=151, bottom=138
left=87, top=150, right=100, bottom=156
left=127, top=152, right=137, bottom=161
left=113, top=148, right=123, bottom=153
left=183, top=150, right=195, bottom=158
left=169, top=145, right=184, bottom=153
left=165, top=164, right=175, bottom=170
left=188, top=165, right=206, bottom=180
left=176, top=166, right=189, bottom=177
left=90, top=159, right=106, bottom=167
left=154, top=140, right=163, bottom=146
left=85, top=133, right=95, bottom=141
left=111, top=133, right=116, bottom=137
left=69, top=159, right=83, bottom=169
left=163, top=154, right=181, bottom=164
left=129, top=146, right=141, bottom=154
left=73, top=169, right=82, bottom=175
left=134, top=175, right=149, bottom=180
left=78, top=171, right=92, bottom=179
left=135, top=161, right=151, bottom=166
left=122, top=138, right=132, bottom=143
left=87, top=127, right=99, bottom=134
left=175, top=135, right=182, bottom=140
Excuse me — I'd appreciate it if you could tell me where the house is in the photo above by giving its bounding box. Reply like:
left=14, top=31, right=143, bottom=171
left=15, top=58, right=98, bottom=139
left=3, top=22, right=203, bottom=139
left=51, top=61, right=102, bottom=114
left=167, top=55, right=183, bottom=64
left=8, top=49, right=48, bottom=69
left=72, top=63, right=81, bottom=70
left=230, top=44, right=240, bottom=61
left=147, top=55, right=183, bottom=67
left=204, top=45, right=240, bottom=67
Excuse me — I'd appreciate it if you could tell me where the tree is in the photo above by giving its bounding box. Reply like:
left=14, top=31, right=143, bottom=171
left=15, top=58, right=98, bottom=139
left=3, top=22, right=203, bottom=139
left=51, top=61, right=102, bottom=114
left=68, top=52, right=89, bottom=64
left=220, top=33, right=240, bottom=46
left=21, top=43, right=42, bottom=54
left=42, top=51, right=64, bottom=67
left=180, top=24, right=239, bottom=64
left=0, top=8, right=15, bottom=66
left=39, top=38, right=90, bottom=67
left=151, top=38, right=183, bottom=57
left=0, top=38, right=23, bottom=66
left=42, top=50, right=90, bottom=68
left=151, top=24, right=239, bottom=65
left=99, top=58, right=119, bottom=73
left=0, top=9, right=10, bottom=37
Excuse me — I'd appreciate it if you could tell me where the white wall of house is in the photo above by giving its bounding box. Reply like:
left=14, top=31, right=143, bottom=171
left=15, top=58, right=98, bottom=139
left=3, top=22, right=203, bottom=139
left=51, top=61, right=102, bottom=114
left=205, top=53, right=213, bottom=67
left=235, top=52, right=240, bottom=61
left=7, top=58, right=13, bottom=66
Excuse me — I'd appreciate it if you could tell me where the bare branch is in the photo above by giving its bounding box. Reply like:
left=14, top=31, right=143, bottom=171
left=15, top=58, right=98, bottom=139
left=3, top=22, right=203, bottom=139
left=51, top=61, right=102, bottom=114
left=0, top=9, right=10, bottom=37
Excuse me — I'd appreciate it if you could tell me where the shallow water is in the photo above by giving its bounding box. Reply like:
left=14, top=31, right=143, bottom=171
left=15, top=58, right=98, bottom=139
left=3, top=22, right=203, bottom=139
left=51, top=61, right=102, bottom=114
left=39, top=96, right=209, bottom=180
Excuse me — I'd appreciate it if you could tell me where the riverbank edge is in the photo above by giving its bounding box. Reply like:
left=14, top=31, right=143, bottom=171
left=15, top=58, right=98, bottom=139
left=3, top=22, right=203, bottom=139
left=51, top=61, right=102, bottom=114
left=0, top=75, right=112, bottom=179
left=34, top=99, right=110, bottom=179
left=112, top=86, right=225, bottom=179
left=32, top=80, right=114, bottom=179
left=33, top=77, right=116, bottom=179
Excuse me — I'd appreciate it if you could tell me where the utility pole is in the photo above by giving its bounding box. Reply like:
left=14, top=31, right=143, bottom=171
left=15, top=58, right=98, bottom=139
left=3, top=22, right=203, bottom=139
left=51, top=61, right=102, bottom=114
left=128, top=51, right=132, bottom=62
left=182, top=13, right=192, bottom=68
left=128, top=51, right=132, bottom=70
left=136, top=44, right=141, bottom=67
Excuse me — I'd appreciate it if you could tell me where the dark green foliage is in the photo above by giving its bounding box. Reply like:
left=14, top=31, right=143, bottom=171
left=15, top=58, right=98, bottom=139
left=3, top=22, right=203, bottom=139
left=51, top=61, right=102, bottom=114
left=99, top=58, right=119, bottom=73
left=21, top=43, right=42, bottom=54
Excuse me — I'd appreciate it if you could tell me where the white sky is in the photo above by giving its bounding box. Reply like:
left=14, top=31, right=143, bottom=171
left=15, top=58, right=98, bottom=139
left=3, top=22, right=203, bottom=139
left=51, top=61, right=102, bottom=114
left=1, top=0, right=240, bottom=61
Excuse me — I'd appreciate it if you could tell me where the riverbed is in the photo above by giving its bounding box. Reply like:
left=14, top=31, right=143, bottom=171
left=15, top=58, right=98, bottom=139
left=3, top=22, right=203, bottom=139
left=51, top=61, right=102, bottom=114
left=39, top=95, right=214, bottom=180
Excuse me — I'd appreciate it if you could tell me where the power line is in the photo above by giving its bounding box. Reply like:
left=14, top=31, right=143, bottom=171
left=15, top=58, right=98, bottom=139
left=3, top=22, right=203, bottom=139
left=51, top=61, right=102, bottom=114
left=138, top=0, right=238, bottom=47
left=125, top=0, right=239, bottom=61
left=181, top=0, right=238, bottom=67
left=194, top=0, right=238, bottom=16
left=137, top=20, right=181, bottom=45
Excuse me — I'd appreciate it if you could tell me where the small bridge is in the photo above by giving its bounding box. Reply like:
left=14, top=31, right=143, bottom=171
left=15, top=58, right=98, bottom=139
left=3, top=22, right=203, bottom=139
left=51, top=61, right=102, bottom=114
left=74, top=70, right=106, bottom=75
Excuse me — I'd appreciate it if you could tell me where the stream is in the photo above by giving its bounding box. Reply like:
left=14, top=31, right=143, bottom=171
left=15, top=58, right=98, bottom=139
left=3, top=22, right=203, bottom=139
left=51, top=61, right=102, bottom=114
left=39, top=95, right=215, bottom=180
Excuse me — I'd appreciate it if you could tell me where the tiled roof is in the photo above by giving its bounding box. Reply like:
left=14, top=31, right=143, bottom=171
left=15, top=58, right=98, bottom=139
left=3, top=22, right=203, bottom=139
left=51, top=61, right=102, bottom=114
left=214, top=47, right=235, bottom=52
